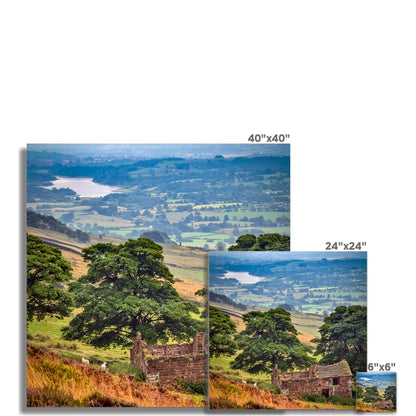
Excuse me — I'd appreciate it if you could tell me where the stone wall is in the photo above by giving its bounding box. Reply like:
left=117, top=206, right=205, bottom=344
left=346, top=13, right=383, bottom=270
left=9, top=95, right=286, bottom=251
left=271, top=362, right=352, bottom=398
left=130, top=332, right=207, bottom=386
left=280, top=376, right=352, bottom=398
left=373, top=400, right=393, bottom=410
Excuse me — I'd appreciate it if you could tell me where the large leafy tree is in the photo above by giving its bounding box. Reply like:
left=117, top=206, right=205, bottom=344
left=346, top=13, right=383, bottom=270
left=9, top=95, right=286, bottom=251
left=384, top=385, right=396, bottom=407
left=356, top=385, right=364, bottom=399
left=312, top=305, right=367, bottom=374
left=256, top=233, right=290, bottom=251
left=62, top=238, right=203, bottom=347
left=195, top=287, right=208, bottom=318
left=26, top=234, right=74, bottom=322
left=363, top=386, right=382, bottom=403
left=231, top=308, right=315, bottom=373
left=228, top=234, right=257, bottom=251
left=209, top=306, right=237, bottom=357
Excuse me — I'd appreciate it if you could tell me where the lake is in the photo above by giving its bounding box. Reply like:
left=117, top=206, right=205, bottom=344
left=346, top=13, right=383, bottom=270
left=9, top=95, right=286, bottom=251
left=44, top=177, right=120, bottom=198
left=221, top=271, right=264, bottom=284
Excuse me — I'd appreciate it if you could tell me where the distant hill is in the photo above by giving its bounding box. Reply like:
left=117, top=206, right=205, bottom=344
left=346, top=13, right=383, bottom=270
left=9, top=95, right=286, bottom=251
left=209, top=251, right=367, bottom=314
left=27, top=210, right=90, bottom=243
left=140, top=230, right=176, bottom=245
left=357, top=373, right=397, bottom=389
left=209, top=292, right=247, bottom=311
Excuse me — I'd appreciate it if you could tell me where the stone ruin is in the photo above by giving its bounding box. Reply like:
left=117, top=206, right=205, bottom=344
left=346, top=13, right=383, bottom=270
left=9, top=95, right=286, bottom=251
left=271, top=359, right=353, bottom=398
left=372, top=399, right=393, bottom=410
left=130, top=332, right=207, bottom=386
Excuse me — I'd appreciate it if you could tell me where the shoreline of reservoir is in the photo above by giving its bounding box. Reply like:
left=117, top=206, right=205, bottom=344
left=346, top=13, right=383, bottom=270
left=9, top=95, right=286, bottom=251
left=43, top=176, right=121, bottom=198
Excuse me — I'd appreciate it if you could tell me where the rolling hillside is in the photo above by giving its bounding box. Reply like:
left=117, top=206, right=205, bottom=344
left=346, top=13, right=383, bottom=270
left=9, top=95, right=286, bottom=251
left=26, top=225, right=209, bottom=407
left=209, top=373, right=352, bottom=410
left=26, top=226, right=207, bottom=302
left=210, top=300, right=323, bottom=347
left=27, top=343, right=204, bottom=407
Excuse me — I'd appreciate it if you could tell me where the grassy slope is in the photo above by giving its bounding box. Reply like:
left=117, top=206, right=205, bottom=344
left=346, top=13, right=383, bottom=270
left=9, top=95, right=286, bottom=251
left=27, top=226, right=207, bottom=286
left=27, top=344, right=204, bottom=407
left=26, top=226, right=208, bottom=407
left=208, top=300, right=325, bottom=401
left=210, top=300, right=323, bottom=346
left=26, top=227, right=207, bottom=352
left=209, top=373, right=352, bottom=410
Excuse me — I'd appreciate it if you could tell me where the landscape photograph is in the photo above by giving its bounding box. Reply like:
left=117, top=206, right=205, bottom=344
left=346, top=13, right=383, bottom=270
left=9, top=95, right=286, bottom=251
left=27, top=143, right=290, bottom=250
left=356, top=372, right=397, bottom=412
left=25, top=143, right=290, bottom=407
left=208, top=251, right=367, bottom=410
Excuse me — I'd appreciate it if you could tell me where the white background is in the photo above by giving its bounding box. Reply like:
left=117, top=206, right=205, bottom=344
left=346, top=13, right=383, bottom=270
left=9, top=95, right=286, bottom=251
left=1, top=1, right=415, bottom=414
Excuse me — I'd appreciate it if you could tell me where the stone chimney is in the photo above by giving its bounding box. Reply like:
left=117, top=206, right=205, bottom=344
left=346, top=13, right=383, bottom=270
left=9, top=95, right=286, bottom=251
left=271, top=365, right=282, bottom=389
left=192, top=332, right=207, bottom=354
left=309, top=364, right=317, bottom=378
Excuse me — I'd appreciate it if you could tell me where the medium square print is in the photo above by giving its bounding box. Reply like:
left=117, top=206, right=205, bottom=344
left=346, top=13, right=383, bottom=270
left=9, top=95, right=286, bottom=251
left=208, top=251, right=367, bottom=410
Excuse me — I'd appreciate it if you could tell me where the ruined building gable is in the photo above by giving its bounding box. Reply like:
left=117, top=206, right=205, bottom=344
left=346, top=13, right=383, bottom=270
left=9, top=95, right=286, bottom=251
left=271, top=360, right=353, bottom=398
left=130, top=332, right=207, bottom=385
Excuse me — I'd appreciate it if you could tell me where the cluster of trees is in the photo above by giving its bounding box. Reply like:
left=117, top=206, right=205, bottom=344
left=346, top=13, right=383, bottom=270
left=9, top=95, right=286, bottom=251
left=27, top=185, right=76, bottom=203
left=28, top=230, right=368, bottom=391
left=27, top=234, right=203, bottom=347
left=210, top=256, right=366, bottom=313
left=312, top=305, right=367, bottom=374
left=357, top=385, right=396, bottom=407
left=228, top=233, right=290, bottom=251
left=230, top=308, right=315, bottom=373
left=28, top=155, right=290, bottom=236
left=140, top=230, right=176, bottom=245
left=209, top=306, right=237, bottom=358
left=27, top=210, right=90, bottom=243
left=209, top=303, right=367, bottom=376
left=27, top=234, right=74, bottom=322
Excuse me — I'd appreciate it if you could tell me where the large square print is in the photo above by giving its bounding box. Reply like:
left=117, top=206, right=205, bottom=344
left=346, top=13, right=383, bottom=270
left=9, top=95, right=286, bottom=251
left=26, top=143, right=290, bottom=407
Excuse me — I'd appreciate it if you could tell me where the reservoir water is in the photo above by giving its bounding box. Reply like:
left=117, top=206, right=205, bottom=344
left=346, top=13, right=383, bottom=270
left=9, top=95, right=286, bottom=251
left=44, top=177, right=120, bottom=198
left=221, top=271, right=264, bottom=284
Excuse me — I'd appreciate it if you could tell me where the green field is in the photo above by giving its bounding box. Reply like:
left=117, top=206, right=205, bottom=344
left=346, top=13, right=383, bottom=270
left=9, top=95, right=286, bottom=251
left=31, top=200, right=290, bottom=249
left=27, top=315, right=131, bottom=363
left=200, top=211, right=289, bottom=221
left=28, top=151, right=290, bottom=249
left=26, top=227, right=208, bottom=365
left=209, top=354, right=272, bottom=385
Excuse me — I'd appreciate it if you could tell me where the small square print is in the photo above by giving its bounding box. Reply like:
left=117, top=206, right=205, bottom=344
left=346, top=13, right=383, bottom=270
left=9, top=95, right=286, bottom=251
left=356, top=372, right=397, bottom=412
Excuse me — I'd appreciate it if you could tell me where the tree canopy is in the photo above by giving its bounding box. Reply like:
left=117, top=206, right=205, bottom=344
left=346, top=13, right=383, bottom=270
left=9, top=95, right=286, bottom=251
left=384, top=385, right=396, bottom=407
left=26, top=234, right=74, bottom=322
left=209, top=306, right=237, bottom=357
left=312, top=305, right=367, bottom=374
left=140, top=230, right=175, bottom=244
left=228, top=233, right=290, bottom=251
left=231, top=308, right=315, bottom=373
left=62, top=238, right=204, bottom=347
left=363, top=386, right=382, bottom=403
